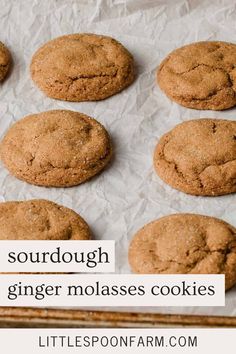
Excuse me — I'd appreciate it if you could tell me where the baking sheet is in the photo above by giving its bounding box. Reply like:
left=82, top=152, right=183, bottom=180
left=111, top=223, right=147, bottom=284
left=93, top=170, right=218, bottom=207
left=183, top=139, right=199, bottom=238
left=2, top=308, right=236, bottom=328
left=0, top=0, right=236, bottom=317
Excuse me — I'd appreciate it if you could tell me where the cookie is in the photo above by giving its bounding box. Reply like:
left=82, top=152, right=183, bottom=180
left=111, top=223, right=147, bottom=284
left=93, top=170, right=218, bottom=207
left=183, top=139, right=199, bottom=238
left=129, top=214, right=236, bottom=290
left=0, top=199, right=91, bottom=240
left=157, top=41, right=236, bottom=110
left=0, top=110, right=112, bottom=187
left=154, top=119, right=236, bottom=196
left=30, top=33, right=134, bottom=101
left=0, top=41, right=11, bottom=81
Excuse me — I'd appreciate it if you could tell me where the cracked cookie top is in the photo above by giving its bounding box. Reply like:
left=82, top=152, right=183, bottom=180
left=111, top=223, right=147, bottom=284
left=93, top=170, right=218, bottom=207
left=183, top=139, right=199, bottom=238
left=157, top=41, right=236, bottom=110
left=0, top=199, right=91, bottom=240
left=0, top=110, right=112, bottom=187
left=154, top=119, right=236, bottom=196
left=128, top=214, right=236, bottom=290
left=0, top=41, right=11, bottom=81
left=30, top=33, right=135, bottom=102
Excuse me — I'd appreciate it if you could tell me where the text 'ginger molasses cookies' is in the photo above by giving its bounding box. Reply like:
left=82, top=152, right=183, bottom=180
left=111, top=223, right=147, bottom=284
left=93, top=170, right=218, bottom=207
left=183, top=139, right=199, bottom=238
left=0, top=110, right=112, bottom=187
left=129, top=214, right=236, bottom=291
left=30, top=33, right=134, bottom=101
left=157, top=41, right=236, bottom=110
left=154, top=119, right=236, bottom=196
left=0, top=199, right=91, bottom=240
left=0, top=41, right=11, bottom=81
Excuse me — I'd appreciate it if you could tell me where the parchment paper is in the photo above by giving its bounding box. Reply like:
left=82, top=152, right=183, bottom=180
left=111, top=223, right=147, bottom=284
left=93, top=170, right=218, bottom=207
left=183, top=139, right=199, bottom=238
left=0, top=0, right=236, bottom=317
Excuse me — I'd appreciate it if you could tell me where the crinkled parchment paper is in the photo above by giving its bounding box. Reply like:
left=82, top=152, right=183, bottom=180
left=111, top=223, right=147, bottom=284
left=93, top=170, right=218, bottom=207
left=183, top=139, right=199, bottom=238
left=0, top=0, right=236, bottom=316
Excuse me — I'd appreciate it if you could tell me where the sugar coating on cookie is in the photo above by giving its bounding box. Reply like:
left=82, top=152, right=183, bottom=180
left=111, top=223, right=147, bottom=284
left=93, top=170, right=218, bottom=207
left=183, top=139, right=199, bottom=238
left=154, top=119, right=236, bottom=196
left=0, top=199, right=91, bottom=240
left=157, top=41, right=236, bottom=110
left=30, top=33, right=134, bottom=101
left=0, top=110, right=112, bottom=187
left=0, top=41, right=11, bottom=81
left=129, top=214, right=236, bottom=290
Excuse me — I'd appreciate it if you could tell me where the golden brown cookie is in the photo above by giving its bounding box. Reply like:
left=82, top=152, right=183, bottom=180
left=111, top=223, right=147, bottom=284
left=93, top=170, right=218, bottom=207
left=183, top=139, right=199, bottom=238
left=129, top=214, right=236, bottom=291
left=0, top=199, right=91, bottom=240
left=154, top=119, right=236, bottom=196
left=0, top=110, right=112, bottom=187
left=30, top=33, right=134, bottom=101
left=157, top=41, right=236, bottom=110
left=0, top=41, right=11, bottom=81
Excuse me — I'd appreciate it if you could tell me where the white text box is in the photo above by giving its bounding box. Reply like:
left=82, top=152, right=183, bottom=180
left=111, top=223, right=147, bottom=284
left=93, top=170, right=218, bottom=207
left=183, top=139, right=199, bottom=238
left=0, top=274, right=225, bottom=307
left=0, top=328, right=234, bottom=353
left=0, top=241, right=115, bottom=272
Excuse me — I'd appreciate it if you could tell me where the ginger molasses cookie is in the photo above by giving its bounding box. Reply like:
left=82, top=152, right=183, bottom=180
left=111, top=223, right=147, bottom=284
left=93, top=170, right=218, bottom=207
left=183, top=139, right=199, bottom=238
left=129, top=214, right=236, bottom=290
left=157, top=41, right=236, bottom=110
left=0, top=110, right=112, bottom=187
left=154, top=119, right=236, bottom=196
left=30, top=33, right=134, bottom=101
left=0, top=41, right=11, bottom=81
left=0, top=199, right=91, bottom=240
